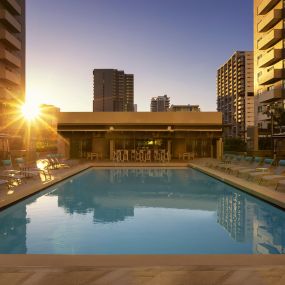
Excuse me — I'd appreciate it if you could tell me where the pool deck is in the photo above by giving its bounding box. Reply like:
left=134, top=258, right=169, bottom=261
left=1, top=159, right=285, bottom=285
left=1, top=255, right=285, bottom=285
left=189, top=160, right=285, bottom=210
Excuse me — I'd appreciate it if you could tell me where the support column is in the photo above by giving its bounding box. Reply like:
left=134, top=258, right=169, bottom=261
left=167, top=140, right=171, bottom=154
left=216, top=138, right=223, bottom=160
left=110, top=140, right=114, bottom=160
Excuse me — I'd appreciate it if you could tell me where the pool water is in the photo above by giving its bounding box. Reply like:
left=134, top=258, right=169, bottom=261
left=0, top=168, right=285, bottom=254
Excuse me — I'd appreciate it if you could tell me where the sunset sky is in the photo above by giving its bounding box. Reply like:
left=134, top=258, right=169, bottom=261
left=26, top=0, right=253, bottom=112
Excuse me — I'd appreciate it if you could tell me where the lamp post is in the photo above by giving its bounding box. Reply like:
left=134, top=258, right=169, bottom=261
left=266, top=105, right=274, bottom=154
left=266, top=104, right=277, bottom=159
left=270, top=109, right=274, bottom=151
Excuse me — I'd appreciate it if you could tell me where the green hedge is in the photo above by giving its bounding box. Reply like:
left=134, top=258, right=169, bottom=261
left=224, top=138, right=246, bottom=152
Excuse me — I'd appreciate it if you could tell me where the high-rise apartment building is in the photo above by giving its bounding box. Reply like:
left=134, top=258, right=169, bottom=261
left=93, top=69, right=134, bottom=112
left=150, top=95, right=170, bottom=112
left=217, top=51, right=254, bottom=142
left=0, top=0, right=25, bottom=131
left=254, top=0, right=285, bottom=149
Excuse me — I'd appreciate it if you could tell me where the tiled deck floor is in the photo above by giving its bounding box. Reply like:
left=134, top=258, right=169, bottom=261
left=1, top=264, right=285, bottom=285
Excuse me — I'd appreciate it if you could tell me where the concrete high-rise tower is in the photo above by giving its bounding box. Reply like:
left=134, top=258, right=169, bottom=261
left=254, top=0, right=285, bottom=149
left=217, top=51, right=254, bottom=143
left=150, top=95, right=170, bottom=112
left=93, top=69, right=134, bottom=112
left=0, top=0, right=26, bottom=132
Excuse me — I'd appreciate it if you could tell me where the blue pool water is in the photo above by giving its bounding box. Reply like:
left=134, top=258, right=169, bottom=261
left=0, top=168, right=285, bottom=254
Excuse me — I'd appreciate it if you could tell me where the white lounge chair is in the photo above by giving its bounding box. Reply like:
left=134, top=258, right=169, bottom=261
left=236, top=157, right=263, bottom=177
left=247, top=158, right=275, bottom=181
left=260, top=160, right=285, bottom=186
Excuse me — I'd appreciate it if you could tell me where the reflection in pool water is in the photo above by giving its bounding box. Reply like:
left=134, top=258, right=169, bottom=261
left=0, top=168, right=285, bottom=254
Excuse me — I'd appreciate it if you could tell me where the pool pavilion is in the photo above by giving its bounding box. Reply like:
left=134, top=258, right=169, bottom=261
left=57, top=112, right=223, bottom=161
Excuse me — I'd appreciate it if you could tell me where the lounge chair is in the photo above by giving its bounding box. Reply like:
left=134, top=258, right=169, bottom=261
left=53, top=157, right=70, bottom=168
left=1, top=159, right=25, bottom=184
left=46, top=154, right=61, bottom=169
left=226, top=156, right=253, bottom=174
left=236, top=157, right=263, bottom=177
left=276, top=180, right=285, bottom=192
left=219, top=155, right=248, bottom=173
left=36, top=159, right=52, bottom=179
left=247, top=158, right=275, bottom=181
left=15, top=157, right=50, bottom=179
left=206, top=155, right=236, bottom=169
left=260, top=160, right=285, bottom=186
left=14, top=157, right=42, bottom=178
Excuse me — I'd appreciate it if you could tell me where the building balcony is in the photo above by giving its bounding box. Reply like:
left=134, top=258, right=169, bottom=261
left=0, top=48, right=21, bottom=68
left=258, top=68, right=283, bottom=85
left=258, top=88, right=284, bottom=103
left=0, top=87, right=12, bottom=100
left=0, top=66, right=20, bottom=85
left=258, top=29, right=283, bottom=50
left=0, top=9, right=21, bottom=33
left=257, top=0, right=280, bottom=15
left=258, top=49, right=283, bottom=68
left=0, top=30, right=21, bottom=50
left=2, top=0, right=21, bottom=15
left=257, top=9, right=283, bottom=33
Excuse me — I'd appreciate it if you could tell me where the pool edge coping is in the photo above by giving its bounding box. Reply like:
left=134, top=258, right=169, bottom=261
left=0, top=254, right=285, bottom=267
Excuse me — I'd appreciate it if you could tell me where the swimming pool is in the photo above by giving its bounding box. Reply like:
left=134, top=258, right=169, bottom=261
left=0, top=168, right=284, bottom=254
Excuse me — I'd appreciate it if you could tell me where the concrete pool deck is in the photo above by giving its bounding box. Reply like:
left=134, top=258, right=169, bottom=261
left=189, top=160, right=285, bottom=210
left=1, top=159, right=285, bottom=285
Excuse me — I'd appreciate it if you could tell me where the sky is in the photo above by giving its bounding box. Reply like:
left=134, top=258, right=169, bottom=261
left=26, top=0, right=253, bottom=112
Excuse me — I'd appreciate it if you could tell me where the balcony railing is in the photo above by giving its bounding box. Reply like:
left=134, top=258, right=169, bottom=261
left=258, top=68, right=283, bottom=85
left=2, top=0, right=21, bottom=15
left=258, top=49, right=283, bottom=68
left=257, top=29, right=283, bottom=50
left=0, top=67, right=21, bottom=85
left=258, top=9, right=283, bottom=33
left=0, top=87, right=12, bottom=100
left=258, top=88, right=283, bottom=103
left=0, top=30, right=21, bottom=50
left=0, top=48, right=21, bottom=68
left=0, top=9, right=21, bottom=33
left=257, top=0, right=280, bottom=15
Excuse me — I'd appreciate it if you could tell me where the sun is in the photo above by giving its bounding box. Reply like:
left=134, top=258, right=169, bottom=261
left=21, top=103, right=40, bottom=121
